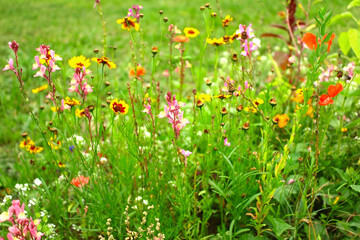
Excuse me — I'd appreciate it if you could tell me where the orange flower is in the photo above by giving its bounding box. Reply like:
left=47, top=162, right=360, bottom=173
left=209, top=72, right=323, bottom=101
left=327, top=83, right=343, bottom=97
left=173, top=35, right=189, bottom=43
left=274, top=114, right=290, bottom=128
left=319, top=94, right=334, bottom=106
left=302, top=32, right=335, bottom=52
left=70, top=176, right=90, bottom=188
left=222, top=15, right=233, bottom=27
left=129, top=66, right=146, bottom=77
left=91, top=57, right=116, bottom=69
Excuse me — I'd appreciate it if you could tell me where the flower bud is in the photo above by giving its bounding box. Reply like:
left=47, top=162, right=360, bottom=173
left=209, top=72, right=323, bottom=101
left=220, top=107, right=228, bottom=115
left=242, top=122, right=250, bottom=130
left=269, top=98, right=277, bottom=107
left=163, top=17, right=168, bottom=22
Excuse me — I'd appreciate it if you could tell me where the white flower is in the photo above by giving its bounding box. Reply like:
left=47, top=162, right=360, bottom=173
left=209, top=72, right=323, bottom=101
left=33, top=178, right=42, bottom=186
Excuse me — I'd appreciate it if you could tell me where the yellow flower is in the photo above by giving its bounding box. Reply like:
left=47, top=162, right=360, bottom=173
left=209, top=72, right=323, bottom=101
left=116, top=17, right=140, bottom=31
left=333, top=196, right=340, bottom=205
left=341, top=128, right=348, bottom=132
left=68, top=55, right=91, bottom=69
left=207, top=37, right=225, bottom=46
left=51, top=106, right=60, bottom=113
left=196, top=94, right=212, bottom=102
left=244, top=106, right=257, bottom=113
left=58, top=162, right=66, bottom=168
left=110, top=99, right=129, bottom=115
left=214, top=94, right=232, bottom=100
left=26, top=145, right=44, bottom=154
left=222, top=15, right=233, bottom=27
left=75, top=109, right=86, bottom=118
left=253, top=98, right=264, bottom=107
left=293, top=89, right=304, bottom=103
left=184, top=27, right=200, bottom=38
left=32, top=84, right=48, bottom=94
left=64, top=97, right=80, bottom=107
left=274, top=114, right=290, bottom=128
left=19, top=137, right=35, bottom=149
left=48, top=135, right=61, bottom=150
left=91, top=57, right=116, bottom=69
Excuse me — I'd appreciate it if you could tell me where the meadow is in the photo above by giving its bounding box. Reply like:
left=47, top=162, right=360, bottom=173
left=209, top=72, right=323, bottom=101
left=0, top=0, right=360, bottom=239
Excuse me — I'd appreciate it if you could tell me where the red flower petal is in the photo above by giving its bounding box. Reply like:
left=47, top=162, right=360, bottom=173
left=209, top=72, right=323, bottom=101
left=323, top=33, right=336, bottom=52
left=319, top=94, right=334, bottom=106
left=327, top=83, right=343, bottom=97
left=302, top=33, right=317, bottom=50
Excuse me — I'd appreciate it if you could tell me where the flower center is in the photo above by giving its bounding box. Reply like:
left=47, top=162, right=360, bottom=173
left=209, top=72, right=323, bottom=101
left=113, top=103, right=125, bottom=113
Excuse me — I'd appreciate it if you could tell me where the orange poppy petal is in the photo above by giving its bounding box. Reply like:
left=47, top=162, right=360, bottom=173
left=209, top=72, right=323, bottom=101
left=302, top=32, right=317, bottom=50
left=319, top=94, right=334, bottom=106
left=327, top=83, right=343, bottom=98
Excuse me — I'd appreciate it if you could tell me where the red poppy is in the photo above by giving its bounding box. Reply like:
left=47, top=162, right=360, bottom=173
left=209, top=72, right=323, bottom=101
left=327, top=83, right=343, bottom=97
left=302, top=32, right=336, bottom=52
left=319, top=94, right=334, bottom=106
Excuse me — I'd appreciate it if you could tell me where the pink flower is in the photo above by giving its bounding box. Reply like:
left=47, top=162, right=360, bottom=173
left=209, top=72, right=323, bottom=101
left=127, top=5, right=143, bottom=22
left=181, top=149, right=192, bottom=167
left=68, top=67, right=92, bottom=100
left=46, top=92, right=56, bottom=105
left=143, top=104, right=151, bottom=115
left=71, top=175, right=90, bottom=188
left=343, top=62, right=355, bottom=80
left=93, top=0, right=100, bottom=8
left=60, top=99, right=71, bottom=111
left=319, top=65, right=335, bottom=82
left=8, top=41, right=19, bottom=54
left=287, top=179, right=295, bottom=184
left=163, top=69, right=170, bottom=77
left=2, top=58, right=15, bottom=72
left=159, top=92, right=189, bottom=138
left=224, top=138, right=231, bottom=147
left=236, top=23, right=255, bottom=41
left=241, top=39, right=258, bottom=57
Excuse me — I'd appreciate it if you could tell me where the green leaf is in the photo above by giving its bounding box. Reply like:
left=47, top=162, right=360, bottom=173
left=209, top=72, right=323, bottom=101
left=268, top=215, right=293, bottom=236
left=348, top=28, right=360, bottom=58
left=348, top=0, right=360, bottom=9
left=339, top=32, right=351, bottom=55
left=345, top=118, right=360, bottom=129
left=330, top=12, right=358, bottom=26
left=350, top=185, right=360, bottom=193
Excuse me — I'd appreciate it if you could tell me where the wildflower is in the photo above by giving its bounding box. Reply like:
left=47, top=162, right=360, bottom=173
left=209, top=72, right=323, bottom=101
left=51, top=106, right=60, bottom=112
left=19, top=137, right=35, bottom=149
left=8, top=41, right=19, bottom=54
left=269, top=98, right=277, bottom=107
left=110, top=99, right=129, bottom=115
left=127, top=5, right=143, bottom=22
left=75, top=109, right=85, bottom=118
left=2, top=58, right=16, bottom=73
left=163, top=69, right=170, bottom=77
left=143, top=104, right=151, bottom=115
left=70, top=176, right=90, bottom=188
left=91, top=57, right=116, bottom=69
left=319, top=65, right=335, bottom=82
left=341, top=128, right=348, bottom=132
left=68, top=55, right=91, bottom=69
left=236, top=105, right=243, bottom=112
left=274, top=114, right=289, bottom=128
left=236, top=24, right=255, bottom=41
left=32, top=44, right=62, bottom=78
left=214, top=93, right=232, bottom=99
left=222, top=15, right=233, bottom=27
left=173, top=35, right=189, bottom=43
left=241, top=39, right=258, bottom=57
left=293, top=89, right=304, bottom=103
left=180, top=149, right=192, bottom=167
left=48, top=135, right=61, bottom=150
left=242, top=122, right=250, bottom=130
left=224, top=138, right=230, bottom=147
left=129, top=65, right=146, bottom=77
left=253, top=98, right=264, bottom=107
left=220, top=107, right=228, bottom=115
left=343, top=62, right=355, bottom=79
left=327, top=83, right=343, bottom=97
left=207, top=37, right=225, bottom=46
left=116, top=17, right=140, bottom=31
left=158, top=92, right=189, bottom=139
left=302, top=32, right=336, bottom=52
left=32, top=84, right=48, bottom=94
left=319, top=94, right=334, bottom=106
left=333, top=196, right=340, bottom=205
left=244, top=106, right=257, bottom=113
left=64, top=97, right=81, bottom=107
left=27, top=145, right=44, bottom=154
left=196, top=99, right=205, bottom=108
left=196, top=93, right=212, bottom=102
left=68, top=66, right=93, bottom=101
left=151, top=46, right=158, bottom=55
left=183, top=27, right=200, bottom=38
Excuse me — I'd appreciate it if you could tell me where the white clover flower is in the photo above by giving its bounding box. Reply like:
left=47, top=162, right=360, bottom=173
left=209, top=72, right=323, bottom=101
left=135, top=196, right=142, bottom=202
left=143, top=199, right=149, bottom=205
left=100, top=157, right=108, bottom=164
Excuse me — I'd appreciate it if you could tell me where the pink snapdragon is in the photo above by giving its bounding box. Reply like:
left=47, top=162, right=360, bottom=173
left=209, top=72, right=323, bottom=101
left=343, top=62, right=355, bottom=80
left=2, top=58, right=15, bottom=73
left=0, top=200, right=43, bottom=240
left=241, top=39, right=258, bottom=57
left=319, top=65, right=335, bottom=82
left=127, top=5, right=143, bottom=22
left=143, top=104, right=152, bottom=115
left=181, top=149, right=192, bottom=167
left=68, top=66, right=93, bottom=101
left=159, top=92, right=189, bottom=139
left=236, top=24, right=255, bottom=41
left=32, top=45, right=62, bottom=78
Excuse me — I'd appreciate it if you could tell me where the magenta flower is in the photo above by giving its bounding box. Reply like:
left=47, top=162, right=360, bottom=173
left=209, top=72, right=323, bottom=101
left=8, top=41, right=19, bottom=54
left=143, top=104, right=151, bottom=115
left=32, top=44, right=62, bottom=78
left=127, top=5, right=143, bottom=22
left=241, top=39, right=258, bottom=57
left=68, top=66, right=93, bottom=101
left=181, top=149, right=192, bottom=167
left=224, top=138, right=231, bottom=147
left=2, top=58, right=15, bottom=73
left=236, top=23, right=255, bottom=41
left=159, top=92, right=189, bottom=139
left=343, top=62, right=355, bottom=80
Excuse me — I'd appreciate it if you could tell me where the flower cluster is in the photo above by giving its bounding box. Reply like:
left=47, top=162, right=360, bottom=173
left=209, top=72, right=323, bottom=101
left=68, top=56, right=93, bottom=101
left=127, top=4, right=143, bottom=22
left=159, top=92, right=189, bottom=139
left=236, top=24, right=258, bottom=57
left=32, top=44, right=62, bottom=79
left=0, top=200, right=44, bottom=240
left=319, top=83, right=343, bottom=106
left=19, top=137, right=43, bottom=154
